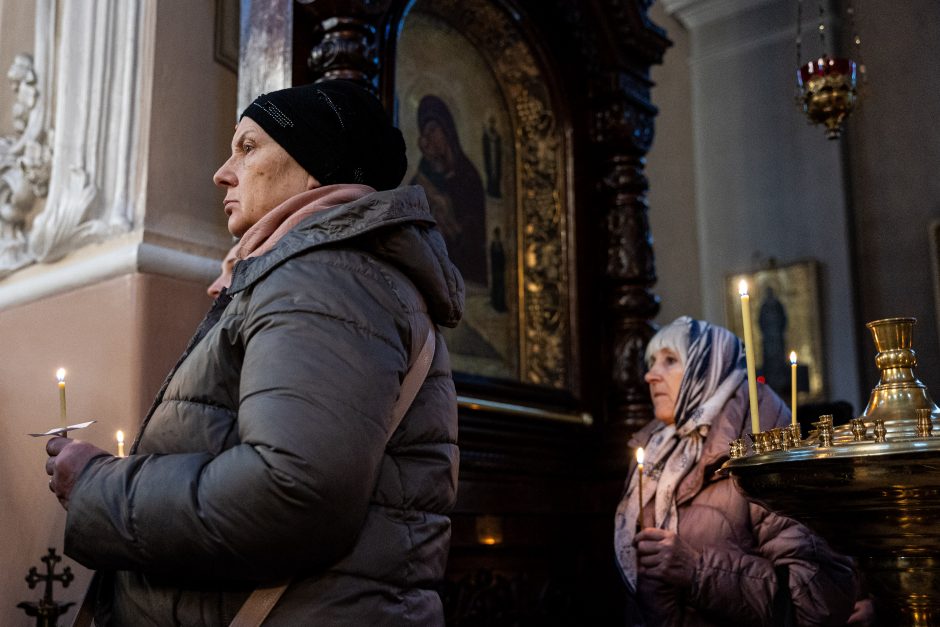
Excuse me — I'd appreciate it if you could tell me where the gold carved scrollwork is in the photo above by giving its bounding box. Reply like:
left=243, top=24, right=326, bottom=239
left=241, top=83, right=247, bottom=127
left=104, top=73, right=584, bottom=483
left=415, top=0, right=570, bottom=389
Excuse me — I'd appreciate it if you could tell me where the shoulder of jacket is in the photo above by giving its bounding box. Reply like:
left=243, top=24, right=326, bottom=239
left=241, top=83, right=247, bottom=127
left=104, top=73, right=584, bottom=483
left=244, top=247, right=419, bottom=323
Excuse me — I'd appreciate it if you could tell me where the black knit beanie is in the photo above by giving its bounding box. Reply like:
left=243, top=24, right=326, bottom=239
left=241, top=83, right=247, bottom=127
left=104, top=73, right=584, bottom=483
left=240, top=80, right=407, bottom=191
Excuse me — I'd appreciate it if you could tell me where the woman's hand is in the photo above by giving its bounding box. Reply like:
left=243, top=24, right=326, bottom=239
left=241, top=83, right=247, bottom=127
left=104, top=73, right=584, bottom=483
left=45, top=436, right=109, bottom=510
left=846, top=598, right=876, bottom=626
left=635, top=527, right=701, bottom=588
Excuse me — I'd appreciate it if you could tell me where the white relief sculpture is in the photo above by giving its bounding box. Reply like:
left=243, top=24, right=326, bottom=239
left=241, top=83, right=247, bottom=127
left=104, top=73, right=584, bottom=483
left=8, top=53, right=38, bottom=135
left=0, top=51, right=52, bottom=273
left=28, top=0, right=146, bottom=267
left=0, top=0, right=149, bottom=279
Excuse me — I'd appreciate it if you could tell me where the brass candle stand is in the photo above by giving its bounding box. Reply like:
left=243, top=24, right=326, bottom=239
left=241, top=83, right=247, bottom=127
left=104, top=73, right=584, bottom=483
left=722, top=317, right=940, bottom=626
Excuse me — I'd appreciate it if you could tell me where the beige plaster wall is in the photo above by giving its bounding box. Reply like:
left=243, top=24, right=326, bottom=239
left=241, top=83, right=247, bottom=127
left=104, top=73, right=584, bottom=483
left=645, top=2, right=940, bottom=407
left=843, top=1, right=940, bottom=392
left=0, top=273, right=210, bottom=626
left=144, top=0, right=237, bottom=259
left=646, top=3, right=701, bottom=327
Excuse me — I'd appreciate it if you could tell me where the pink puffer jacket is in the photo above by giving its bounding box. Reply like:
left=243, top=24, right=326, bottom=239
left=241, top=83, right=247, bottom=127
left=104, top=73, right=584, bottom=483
left=627, top=381, right=858, bottom=626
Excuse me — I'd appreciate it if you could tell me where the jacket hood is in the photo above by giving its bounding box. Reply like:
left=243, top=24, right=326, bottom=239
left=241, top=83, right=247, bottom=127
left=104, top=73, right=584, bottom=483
left=228, top=185, right=464, bottom=327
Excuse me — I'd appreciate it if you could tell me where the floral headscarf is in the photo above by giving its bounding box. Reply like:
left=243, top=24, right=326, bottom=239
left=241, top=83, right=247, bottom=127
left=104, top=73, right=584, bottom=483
left=614, top=317, right=746, bottom=589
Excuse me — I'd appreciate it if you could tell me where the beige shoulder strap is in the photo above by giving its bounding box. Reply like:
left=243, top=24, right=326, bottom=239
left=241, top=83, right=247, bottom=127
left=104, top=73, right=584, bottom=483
left=229, top=324, right=436, bottom=627
left=229, top=581, right=291, bottom=627
left=391, top=324, right=436, bottom=432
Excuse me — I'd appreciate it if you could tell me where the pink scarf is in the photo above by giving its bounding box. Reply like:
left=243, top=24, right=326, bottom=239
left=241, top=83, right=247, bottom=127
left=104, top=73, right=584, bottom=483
left=236, top=184, right=375, bottom=260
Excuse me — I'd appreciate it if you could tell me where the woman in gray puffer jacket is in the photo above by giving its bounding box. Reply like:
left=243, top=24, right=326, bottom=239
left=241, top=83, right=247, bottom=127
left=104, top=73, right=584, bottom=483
left=44, top=81, right=463, bottom=625
left=615, top=317, right=858, bottom=626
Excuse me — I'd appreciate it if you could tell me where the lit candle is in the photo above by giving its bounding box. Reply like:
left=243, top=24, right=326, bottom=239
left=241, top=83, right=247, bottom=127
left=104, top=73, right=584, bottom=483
left=738, top=280, right=761, bottom=435
left=636, top=447, right=645, bottom=527
left=55, top=368, right=67, bottom=435
left=116, top=430, right=125, bottom=457
left=790, top=351, right=798, bottom=427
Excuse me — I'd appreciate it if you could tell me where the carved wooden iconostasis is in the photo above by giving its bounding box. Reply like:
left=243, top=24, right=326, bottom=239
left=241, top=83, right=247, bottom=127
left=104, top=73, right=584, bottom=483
left=284, top=0, right=670, bottom=622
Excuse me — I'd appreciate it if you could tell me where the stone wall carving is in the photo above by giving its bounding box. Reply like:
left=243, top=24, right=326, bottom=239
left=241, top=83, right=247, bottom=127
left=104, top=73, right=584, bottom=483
left=0, top=5, right=54, bottom=274
left=0, top=0, right=148, bottom=279
left=0, top=54, right=50, bottom=258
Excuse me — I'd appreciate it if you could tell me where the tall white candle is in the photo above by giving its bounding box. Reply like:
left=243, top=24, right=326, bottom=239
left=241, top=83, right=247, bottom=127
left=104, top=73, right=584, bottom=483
left=790, top=351, right=798, bottom=427
left=56, top=368, right=67, bottom=435
left=636, top=447, right=645, bottom=527
left=738, top=281, right=761, bottom=435
left=116, top=430, right=125, bottom=457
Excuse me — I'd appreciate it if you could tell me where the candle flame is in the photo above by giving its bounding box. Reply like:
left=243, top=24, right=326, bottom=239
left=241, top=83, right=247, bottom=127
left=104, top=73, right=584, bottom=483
left=636, top=446, right=645, bottom=467
left=116, top=430, right=125, bottom=444
left=56, top=368, right=66, bottom=382
left=738, top=279, right=749, bottom=297
left=790, top=351, right=797, bottom=364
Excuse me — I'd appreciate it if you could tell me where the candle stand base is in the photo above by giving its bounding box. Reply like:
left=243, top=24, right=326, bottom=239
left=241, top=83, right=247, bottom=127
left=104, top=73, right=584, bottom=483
left=721, top=318, right=940, bottom=625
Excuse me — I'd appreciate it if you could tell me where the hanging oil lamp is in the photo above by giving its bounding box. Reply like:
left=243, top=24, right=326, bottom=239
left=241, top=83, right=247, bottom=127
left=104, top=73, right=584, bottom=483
left=795, top=0, right=864, bottom=140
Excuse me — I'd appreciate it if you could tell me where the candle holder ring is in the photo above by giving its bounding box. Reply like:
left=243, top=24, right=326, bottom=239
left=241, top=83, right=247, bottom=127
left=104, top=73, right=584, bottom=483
left=747, top=432, right=764, bottom=455
left=788, top=423, right=802, bottom=448
left=850, top=418, right=868, bottom=442
left=814, top=414, right=834, bottom=448
left=776, top=427, right=791, bottom=452
left=762, top=431, right=774, bottom=454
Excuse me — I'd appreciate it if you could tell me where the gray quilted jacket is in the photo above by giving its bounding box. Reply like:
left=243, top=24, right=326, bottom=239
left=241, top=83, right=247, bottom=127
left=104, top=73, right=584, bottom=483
left=64, top=186, right=464, bottom=626
left=626, top=382, right=859, bottom=626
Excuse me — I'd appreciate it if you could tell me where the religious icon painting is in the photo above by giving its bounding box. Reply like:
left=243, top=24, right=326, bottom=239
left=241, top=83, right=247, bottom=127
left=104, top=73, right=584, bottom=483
left=394, top=0, right=576, bottom=395
left=724, top=260, right=826, bottom=402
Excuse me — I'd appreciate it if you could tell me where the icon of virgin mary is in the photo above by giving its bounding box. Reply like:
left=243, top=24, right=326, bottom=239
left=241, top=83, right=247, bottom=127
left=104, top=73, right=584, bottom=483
left=410, top=94, right=487, bottom=285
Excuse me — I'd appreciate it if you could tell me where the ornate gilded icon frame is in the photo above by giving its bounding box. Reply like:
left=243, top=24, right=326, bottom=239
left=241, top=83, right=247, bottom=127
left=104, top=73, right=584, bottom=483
left=394, top=0, right=576, bottom=396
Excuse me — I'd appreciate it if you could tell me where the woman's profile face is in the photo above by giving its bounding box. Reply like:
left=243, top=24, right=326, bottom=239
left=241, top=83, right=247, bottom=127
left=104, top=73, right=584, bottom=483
left=213, top=117, right=318, bottom=237
left=645, top=347, right=685, bottom=425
